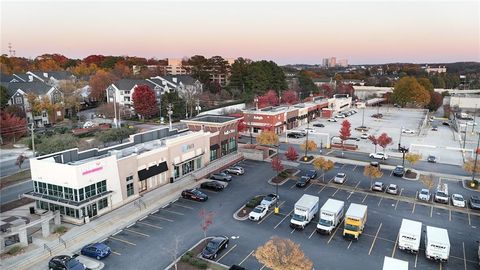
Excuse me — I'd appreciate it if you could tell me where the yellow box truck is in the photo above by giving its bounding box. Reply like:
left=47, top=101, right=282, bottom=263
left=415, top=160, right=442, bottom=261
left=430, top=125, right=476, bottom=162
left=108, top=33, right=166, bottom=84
left=343, top=203, right=367, bottom=240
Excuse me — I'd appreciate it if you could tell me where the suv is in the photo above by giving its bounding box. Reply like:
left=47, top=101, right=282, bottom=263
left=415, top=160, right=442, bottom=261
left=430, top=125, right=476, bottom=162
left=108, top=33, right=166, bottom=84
left=369, top=152, right=388, bottom=160
left=434, top=183, right=449, bottom=204
left=393, top=166, right=405, bottom=177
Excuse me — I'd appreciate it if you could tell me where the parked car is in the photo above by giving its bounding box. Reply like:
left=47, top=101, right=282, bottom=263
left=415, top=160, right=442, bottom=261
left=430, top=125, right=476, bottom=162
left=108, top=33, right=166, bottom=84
left=372, top=182, right=385, bottom=192
left=467, top=121, right=477, bottom=126
left=225, top=166, right=244, bottom=175
left=470, top=195, right=480, bottom=210
left=200, top=181, right=225, bottom=191
left=431, top=125, right=438, bottom=131
left=386, top=184, right=399, bottom=195
left=304, top=127, right=316, bottom=134
left=327, top=118, right=337, bottom=122
left=296, top=176, right=311, bottom=187
left=313, top=123, right=325, bottom=127
left=333, top=173, right=347, bottom=184
left=210, top=172, right=232, bottom=182
left=369, top=152, right=388, bottom=160
left=370, top=161, right=381, bottom=169
left=418, top=189, right=431, bottom=201
left=181, top=189, right=208, bottom=201
left=393, top=165, right=405, bottom=177
left=81, top=243, right=111, bottom=260
left=249, top=205, right=268, bottom=221
left=347, top=137, right=360, bottom=142
left=201, top=236, right=229, bottom=260
left=260, top=193, right=279, bottom=209
left=371, top=113, right=383, bottom=118
left=335, top=114, right=346, bottom=118
left=427, top=155, right=437, bottom=163
left=360, top=133, right=369, bottom=139
left=451, top=194, right=466, bottom=208
left=83, top=121, right=95, bottom=129
left=402, top=128, right=416, bottom=134
left=442, top=121, right=450, bottom=126
left=48, top=255, right=85, bottom=270
left=304, top=169, right=317, bottom=179
left=287, top=132, right=305, bottom=138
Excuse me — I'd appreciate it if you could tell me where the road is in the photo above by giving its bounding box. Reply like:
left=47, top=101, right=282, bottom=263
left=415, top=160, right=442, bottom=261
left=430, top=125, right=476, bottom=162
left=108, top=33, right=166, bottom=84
left=0, top=158, right=30, bottom=178
left=0, top=180, right=32, bottom=205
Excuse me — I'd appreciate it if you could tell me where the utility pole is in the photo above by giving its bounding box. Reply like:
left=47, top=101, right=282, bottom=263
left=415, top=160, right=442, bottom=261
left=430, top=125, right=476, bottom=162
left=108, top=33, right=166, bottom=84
left=304, top=119, right=310, bottom=160
left=167, top=103, right=173, bottom=130
left=471, top=133, right=480, bottom=185
left=472, top=104, right=477, bottom=133
left=463, top=123, right=468, bottom=149
left=28, top=123, right=35, bottom=157
left=361, top=106, right=365, bottom=127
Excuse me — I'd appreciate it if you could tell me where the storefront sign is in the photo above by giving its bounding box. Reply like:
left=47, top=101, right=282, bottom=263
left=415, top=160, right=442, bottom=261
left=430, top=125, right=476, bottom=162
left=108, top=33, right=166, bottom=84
left=253, top=116, right=264, bottom=120
left=82, top=161, right=103, bottom=175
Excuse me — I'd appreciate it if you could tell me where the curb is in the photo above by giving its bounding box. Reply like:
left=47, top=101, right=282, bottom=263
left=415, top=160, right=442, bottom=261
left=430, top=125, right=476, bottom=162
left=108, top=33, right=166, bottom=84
left=163, top=237, right=211, bottom=270
left=233, top=205, right=250, bottom=221
left=401, top=170, right=420, bottom=181
left=267, top=169, right=300, bottom=186
left=461, top=179, right=480, bottom=193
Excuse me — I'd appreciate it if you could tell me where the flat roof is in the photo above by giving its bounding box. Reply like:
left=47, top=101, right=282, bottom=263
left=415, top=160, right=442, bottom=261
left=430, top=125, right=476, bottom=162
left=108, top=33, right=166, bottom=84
left=185, top=114, right=238, bottom=123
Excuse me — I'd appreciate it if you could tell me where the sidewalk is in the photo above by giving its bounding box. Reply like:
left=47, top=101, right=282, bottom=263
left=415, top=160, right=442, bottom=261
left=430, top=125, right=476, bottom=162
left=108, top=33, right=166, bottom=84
left=2, top=176, right=208, bottom=270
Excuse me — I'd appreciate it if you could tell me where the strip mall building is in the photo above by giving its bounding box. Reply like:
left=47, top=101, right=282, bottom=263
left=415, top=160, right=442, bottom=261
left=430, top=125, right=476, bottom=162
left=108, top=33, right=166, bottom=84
left=242, top=95, right=352, bottom=135
left=24, top=115, right=240, bottom=224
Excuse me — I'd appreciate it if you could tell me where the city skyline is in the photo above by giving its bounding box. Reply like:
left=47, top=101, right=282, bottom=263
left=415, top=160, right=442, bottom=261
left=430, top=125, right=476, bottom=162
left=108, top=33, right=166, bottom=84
left=1, top=0, right=479, bottom=65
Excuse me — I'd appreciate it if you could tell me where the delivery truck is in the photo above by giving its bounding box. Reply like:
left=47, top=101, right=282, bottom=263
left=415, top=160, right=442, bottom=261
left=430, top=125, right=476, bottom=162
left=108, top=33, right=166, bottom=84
left=316, top=198, right=345, bottom=234
left=343, top=203, right=367, bottom=240
left=425, top=226, right=450, bottom=262
left=398, top=218, right=422, bottom=254
left=382, top=257, right=408, bottom=270
left=290, top=194, right=319, bottom=229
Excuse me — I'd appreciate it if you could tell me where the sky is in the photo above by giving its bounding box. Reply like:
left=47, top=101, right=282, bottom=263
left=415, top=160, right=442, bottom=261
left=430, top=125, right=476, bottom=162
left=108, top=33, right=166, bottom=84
left=1, top=0, right=479, bottom=65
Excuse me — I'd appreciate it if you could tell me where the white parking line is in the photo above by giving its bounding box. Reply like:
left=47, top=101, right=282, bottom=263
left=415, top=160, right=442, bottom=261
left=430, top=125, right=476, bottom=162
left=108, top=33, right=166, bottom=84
left=260, top=265, right=266, bottom=270
left=389, top=170, right=393, bottom=177
left=347, top=241, right=353, bottom=249
left=124, top=228, right=150, bottom=237
left=149, top=215, right=174, bottom=222
left=462, top=242, right=467, bottom=270
left=216, top=244, right=237, bottom=262
left=274, top=209, right=293, bottom=229
left=415, top=253, right=418, bottom=268
left=290, top=228, right=296, bottom=234
left=368, top=223, right=383, bottom=255
left=362, top=194, right=368, bottom=203
left=394, top=189, right=403, bottom=210
left=377, top=197, right=383, bottom=207
left=468, top=212, right=471, bottom=225
left=308, top=227, right=317, bottom=239
left=304, top=182, right=314, bottom=191
left=162, top=209, right=185, bottom=216
left=352, top=165, right=357, bottom=171
left=239, top=250, right=254, bottom=266
left=112, top=251, right=121, bottom=256
left=290, top=183, right=297, bottom=189
left=317, top=185, right=326, bottom=194
left=327, top=219, right=344, bottom=244
left=430, top=206, right=433, bottom=217
left=449, top=209, right=451, bottom=221
left=412, top=203, right=416, bottom=214
left=391, top=231, right=399, bottom=257
left=332, top=188, right=340, bottom=197
left=137, top=221, right=162, bottom=229
left=109, top=236, right=136, bottom=246
left=174, top=203, right=194, bottom=210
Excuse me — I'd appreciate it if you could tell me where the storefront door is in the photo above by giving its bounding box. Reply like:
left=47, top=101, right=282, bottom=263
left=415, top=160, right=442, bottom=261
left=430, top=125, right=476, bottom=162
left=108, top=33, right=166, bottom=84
left=86, top=203, right=97, bottom=218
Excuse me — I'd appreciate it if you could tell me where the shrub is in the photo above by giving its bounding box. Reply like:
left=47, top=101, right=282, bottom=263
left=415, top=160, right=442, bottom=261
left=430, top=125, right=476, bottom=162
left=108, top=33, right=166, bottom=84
left=54, top=226, right=68, bottom=235
left=246, top=196, right=263, bottom=208
left=278, top=171, right=289, bottom=178
left=6, top=246, right=24, bottom=256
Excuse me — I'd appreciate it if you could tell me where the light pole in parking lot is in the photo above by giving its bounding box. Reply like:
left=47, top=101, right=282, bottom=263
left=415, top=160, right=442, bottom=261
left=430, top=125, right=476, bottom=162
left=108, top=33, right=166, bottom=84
left=463, top=123, right=468, bottom=150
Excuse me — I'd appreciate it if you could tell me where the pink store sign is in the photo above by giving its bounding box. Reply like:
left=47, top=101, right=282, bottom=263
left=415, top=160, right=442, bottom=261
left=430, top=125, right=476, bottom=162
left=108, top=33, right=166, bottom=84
left=82, top=167, right=103, bottom=175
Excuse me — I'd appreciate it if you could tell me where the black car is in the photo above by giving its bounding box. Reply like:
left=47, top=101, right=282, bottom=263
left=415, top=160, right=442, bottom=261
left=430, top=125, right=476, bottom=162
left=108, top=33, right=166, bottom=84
left=287, top=132, right=305, bottom=138
left=372, top=113, right=383, bottom=118
left=313, top=123, right=325, bottom=128
left=200, top=181, right=225, bottom=191
left=48, top=255, right=85, bottom=270
left=427, top=155, right=437, bottom=163
left=370, top=161, right=381, bottom=169
left=304, top=170, right=317, bottom=179
left=201, top=236, right=229, bottom=259
left=393, top=165, right=405, bottom=177
left=296, top=176, right=311, bottom=187
left=181, top=189, right=208, bottom=201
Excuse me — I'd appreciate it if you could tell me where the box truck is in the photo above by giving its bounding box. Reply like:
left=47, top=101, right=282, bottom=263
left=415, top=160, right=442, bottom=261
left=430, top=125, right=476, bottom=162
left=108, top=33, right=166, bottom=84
left=382, top=257, right=408, bottom=270
left=316, top=198, right=345, bottom=234
left=290, top=194, right=319, bottom=229
left=425, top=226, right=450, bottom=262
left=398, top=218, right=422, bottom=254
left=343, top=203, right=367, bottom=240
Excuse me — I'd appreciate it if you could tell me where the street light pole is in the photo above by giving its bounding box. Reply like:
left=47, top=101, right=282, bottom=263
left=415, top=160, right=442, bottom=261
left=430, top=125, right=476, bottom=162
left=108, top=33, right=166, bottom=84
left=399, top=126, right=403, bottom=151
left=28, top=123, right=35, bottom=157
left=361, top=106, right=365, bottom=127
left=471, top=133, right=480, bottom=184
left=463, top=123, right=468, bottom=149
left=473, top=105, right=477, bottom=133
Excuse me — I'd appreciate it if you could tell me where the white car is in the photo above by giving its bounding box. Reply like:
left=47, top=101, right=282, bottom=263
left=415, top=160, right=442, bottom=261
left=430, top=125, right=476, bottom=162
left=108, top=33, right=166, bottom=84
left=360, top=133, right=369, bottom=139
left=369, top=152, right=388, bottom=160
left=327, top=118, right=337, bottom=122
left=451, top=194, right=466, bottom=208
left=418, top=189, right=431, bottom=201
left=303, top=128, right=316, bottom=134
left=333, top=173, right=347, bottom=184
left=386, top=184, right=399, bottom=195
left=83, top=121, right=95, bottom=128
left=335, top=114, right=346, bottom=118
left=402, top=128, right=416, bottom=134
left=249, top=205, right=268, bottom=221
left=260, top=193, right=278, bottom=209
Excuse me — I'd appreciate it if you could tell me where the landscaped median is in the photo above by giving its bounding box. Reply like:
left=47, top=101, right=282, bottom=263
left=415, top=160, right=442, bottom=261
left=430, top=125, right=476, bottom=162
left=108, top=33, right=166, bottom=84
left=233, top=195, right=264, bottom=220
left=267, top=168, right=300, bottom=186
left=166, top=237, right=229, bottom=270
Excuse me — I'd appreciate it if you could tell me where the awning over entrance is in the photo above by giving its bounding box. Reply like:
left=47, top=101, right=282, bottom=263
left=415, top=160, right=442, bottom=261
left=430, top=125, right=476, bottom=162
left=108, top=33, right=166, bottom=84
left=138, top=161, right=169, bottom=181
left=23, top=191, right=112, bottom=210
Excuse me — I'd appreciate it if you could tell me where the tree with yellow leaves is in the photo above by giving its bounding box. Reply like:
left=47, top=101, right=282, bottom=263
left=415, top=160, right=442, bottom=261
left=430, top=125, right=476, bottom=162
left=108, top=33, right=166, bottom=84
left=405, top=153, right=422, bottom=170
left=257, top=130, right=279, bottom=146
left=364, top=165, right=383, bottom=189
left=312, top=157, right=334, bottom=182
left=254, top=237, right=313, bottom=270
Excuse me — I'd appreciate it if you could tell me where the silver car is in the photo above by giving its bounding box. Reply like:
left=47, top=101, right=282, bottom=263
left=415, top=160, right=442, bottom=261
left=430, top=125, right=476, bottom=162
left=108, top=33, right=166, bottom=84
left=418, top=189, right=431, bottom=201
left=333, top=173, right=346, bottom=184
left=225, top=166, right=244, bottom=175
left=260, top=193, right=279, bottom=210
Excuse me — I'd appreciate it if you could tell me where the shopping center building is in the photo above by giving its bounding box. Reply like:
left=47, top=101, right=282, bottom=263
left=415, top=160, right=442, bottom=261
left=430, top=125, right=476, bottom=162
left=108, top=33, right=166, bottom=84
left=24, top=115, right=240, bottom=224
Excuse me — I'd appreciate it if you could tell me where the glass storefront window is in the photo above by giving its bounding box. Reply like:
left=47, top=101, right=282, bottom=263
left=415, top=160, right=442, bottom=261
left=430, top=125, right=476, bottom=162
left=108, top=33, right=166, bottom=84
left=98, top=198, right=108, bottom=210
left=126, top=183, right=134, bottom=197
left=210, top=149, right=217, bottom=161
left=196, top=157, right=202, bottom=169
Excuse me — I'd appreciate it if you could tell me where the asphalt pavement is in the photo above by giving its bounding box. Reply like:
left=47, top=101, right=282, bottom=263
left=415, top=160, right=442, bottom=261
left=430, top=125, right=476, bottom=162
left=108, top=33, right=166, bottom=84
left=0, top=180, right=33, bottom=205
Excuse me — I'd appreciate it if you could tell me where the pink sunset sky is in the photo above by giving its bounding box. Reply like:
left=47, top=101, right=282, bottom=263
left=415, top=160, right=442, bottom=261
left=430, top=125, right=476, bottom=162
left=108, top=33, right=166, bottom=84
left=1, top=0, right=479, bottom=65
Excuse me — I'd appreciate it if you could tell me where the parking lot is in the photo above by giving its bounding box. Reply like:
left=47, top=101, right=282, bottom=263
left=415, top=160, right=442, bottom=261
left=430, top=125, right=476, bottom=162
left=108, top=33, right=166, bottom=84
left=282, top=107, right=471, bottom=166
left=92, top=159, right=479, bottom=270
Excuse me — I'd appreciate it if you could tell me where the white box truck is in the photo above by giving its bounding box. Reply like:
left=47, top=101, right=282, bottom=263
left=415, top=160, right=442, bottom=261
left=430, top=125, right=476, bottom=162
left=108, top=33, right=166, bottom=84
left=343, top=203, right=368, bottom=240
left=316, top=198, right=345, bottom=234
left=382, top=257, right=408, bottom=270
left=398, top=218, right=422, bottom=254
left=290, top=194, right=319, bottom=229
left=425, top=226, right=450, bottom=262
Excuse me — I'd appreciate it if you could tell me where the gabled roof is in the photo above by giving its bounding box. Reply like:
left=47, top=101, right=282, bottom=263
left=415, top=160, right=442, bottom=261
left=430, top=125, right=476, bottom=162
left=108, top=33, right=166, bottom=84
left=113, top=79, right=158, bottom=90
left=163, top=75, right=197, bottom=85
left=48, top=71, right=75, bottom=80
left=1, top=82, right=54, bottom=97
left=0, top=73, right=15, bottom=83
